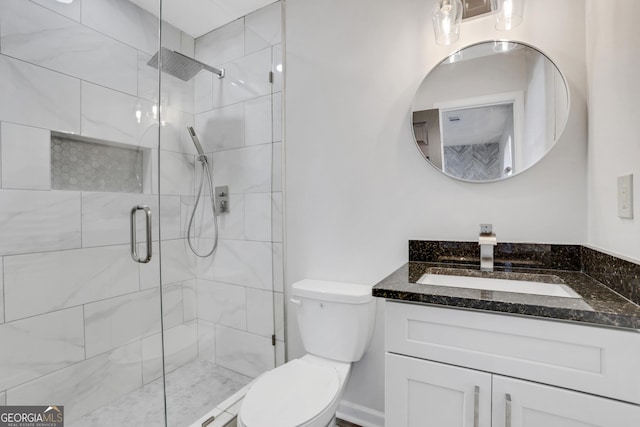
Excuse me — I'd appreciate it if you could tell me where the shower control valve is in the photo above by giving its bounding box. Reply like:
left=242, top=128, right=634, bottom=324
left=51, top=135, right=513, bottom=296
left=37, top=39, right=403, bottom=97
left=215, top=185, right=229, bottom=214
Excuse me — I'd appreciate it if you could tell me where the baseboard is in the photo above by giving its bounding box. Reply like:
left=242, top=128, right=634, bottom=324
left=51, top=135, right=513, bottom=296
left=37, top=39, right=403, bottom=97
left=336, top=400, right=384, bottom=427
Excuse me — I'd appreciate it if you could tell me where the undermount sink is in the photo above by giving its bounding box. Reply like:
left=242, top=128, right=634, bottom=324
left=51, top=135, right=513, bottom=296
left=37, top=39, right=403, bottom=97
left=417, top=272, right=582, bottom=299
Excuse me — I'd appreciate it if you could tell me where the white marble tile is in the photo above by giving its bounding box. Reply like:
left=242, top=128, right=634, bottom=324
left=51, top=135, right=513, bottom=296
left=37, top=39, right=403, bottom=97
left=0, top=307, right=84, bottom=391
left=195, top=102, right=244, bottom=152
left=245, top=95, right=272, bottom=146
left=137, top=51, right=159, bottom=103
left=4, top=244, right=138, bottom=321
left=139, top=241, right=160, bottom=290
left=244, top=28, right=270, bottom=56
left=163, top=283, right=184, bottom=329
left=215, top=324, right=274, bottom=378
left=0, top=55, right=80, bottom=133
left=141, top=322, right=198, bottom=384
left=6, top=341, right=142, bottom=423
left=84, top=288, right=161, bottom=358
left=272, top=44, right=283, bottom=93
left=272, top=141, right=282, bottom=192
left=81, top=192, right=159, bottom=247
left=245, top=2, right=282, bottom=54
left=214, top=383, right=252, bottom=413
left=212, top=48, right=272, bottom=109
left=181, top=196, right=196, bottom=239
left=212, top=144, right=272, bottom=194
left=215, top=193, right=246, bottom=240
left=272, top=91, right=282, bottom=142
left=0, top=122, right=50, bottom=190
left=1, top=0, right=138, bottom=95
left=81, top=81, right=157, bottom=147
left=159, top=107, right=196, bottom=155
left=246, top=288, right=274, bottom=338
left=194, top=72, right=214, bottom=114
left=197, top=279, right=247, bottom=329
left=160, top=150, right=195, bottom=196
left=31, top=0, right=81, bottom=22
left=81, top=0, right=159, bottom=55
left=197, top=319, right=216, bottom=364
left=211, top=239, right=273, bottom=290
left=272, top=192, right=283, bottom=243
left=159, top=196, right=183, bottom=240
left=183, top=279, right=197, bottom=322
left=195, top=19, right=245, bottom=69
left=140, top=332, right=163, bottom=384
left=160, top=238, right=195, bottom=284
left=274, top=291, right=284, bottom=341
left=272, top=242, right=284, bottom=293
left=161, top=195, right=183, bottom=240
left=160, top=69, right=195, bottom=115
left=193, top=238, right=216, bottom=280
left=245, top=192, right=272, bottom=241
left=0, top=189, right=81, bottom=256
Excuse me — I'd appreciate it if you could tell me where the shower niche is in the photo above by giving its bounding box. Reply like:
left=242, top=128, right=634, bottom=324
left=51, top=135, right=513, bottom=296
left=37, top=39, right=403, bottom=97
left=50, top=131, right=153, bottom=194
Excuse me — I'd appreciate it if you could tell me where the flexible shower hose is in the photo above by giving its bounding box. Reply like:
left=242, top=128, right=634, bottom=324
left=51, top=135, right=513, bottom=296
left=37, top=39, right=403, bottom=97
left=187, top=158, right=219, bottom=257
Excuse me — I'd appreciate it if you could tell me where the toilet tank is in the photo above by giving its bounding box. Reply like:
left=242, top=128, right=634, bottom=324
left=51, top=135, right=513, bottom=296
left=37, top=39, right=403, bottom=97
left=292, top=279, right=376, bottom=363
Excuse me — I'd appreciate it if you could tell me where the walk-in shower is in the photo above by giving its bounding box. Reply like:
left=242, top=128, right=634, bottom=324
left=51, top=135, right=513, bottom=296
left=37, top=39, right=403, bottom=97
left=0, top=0, right=283, bottom=426
left=186, top=126, right=219, bottom=258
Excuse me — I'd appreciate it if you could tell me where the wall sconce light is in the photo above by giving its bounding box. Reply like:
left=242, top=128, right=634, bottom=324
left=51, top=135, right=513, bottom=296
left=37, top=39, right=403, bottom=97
left=432, top=0, right=463, bottom=46
left=490, top=0, right=524, bottom=31
left=433, top=0, right=524, bottom=45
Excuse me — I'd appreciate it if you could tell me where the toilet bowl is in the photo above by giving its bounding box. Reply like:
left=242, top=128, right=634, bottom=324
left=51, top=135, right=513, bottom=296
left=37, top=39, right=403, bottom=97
left=237, top=355, right=350, bottom=427
left=237, top=279, right=376, bottom=427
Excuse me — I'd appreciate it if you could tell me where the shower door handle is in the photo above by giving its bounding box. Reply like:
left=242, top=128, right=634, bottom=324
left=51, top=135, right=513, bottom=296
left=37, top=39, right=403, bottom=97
left=130, top=205, right=152, bottom=263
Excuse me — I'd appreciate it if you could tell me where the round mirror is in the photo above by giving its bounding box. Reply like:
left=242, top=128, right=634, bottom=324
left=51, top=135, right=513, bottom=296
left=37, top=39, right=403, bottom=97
left=412, top=41, right=570, bottom=183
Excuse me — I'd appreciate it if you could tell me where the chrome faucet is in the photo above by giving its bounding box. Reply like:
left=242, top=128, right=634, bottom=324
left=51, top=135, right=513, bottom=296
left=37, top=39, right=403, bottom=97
left=479, top=224, right=497, bottom=272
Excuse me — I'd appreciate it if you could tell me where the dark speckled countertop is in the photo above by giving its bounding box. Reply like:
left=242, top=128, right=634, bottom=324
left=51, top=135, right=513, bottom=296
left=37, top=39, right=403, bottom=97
left=373, top=241, right=640, bottom=330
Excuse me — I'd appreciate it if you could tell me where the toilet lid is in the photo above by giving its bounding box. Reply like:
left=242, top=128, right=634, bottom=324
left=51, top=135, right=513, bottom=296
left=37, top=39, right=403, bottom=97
left=241, top=359, right=340, bottom=427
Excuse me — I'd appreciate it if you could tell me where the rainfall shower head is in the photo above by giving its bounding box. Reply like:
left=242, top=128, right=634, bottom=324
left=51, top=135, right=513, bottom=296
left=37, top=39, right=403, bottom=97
left=187, top=126, right=206, bottom=157
left=147, top=47, right=224, bottom=81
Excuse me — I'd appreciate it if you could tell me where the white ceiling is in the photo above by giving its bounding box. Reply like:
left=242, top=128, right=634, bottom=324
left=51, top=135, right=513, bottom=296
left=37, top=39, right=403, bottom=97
left=129, top=0, right=276, bottom=38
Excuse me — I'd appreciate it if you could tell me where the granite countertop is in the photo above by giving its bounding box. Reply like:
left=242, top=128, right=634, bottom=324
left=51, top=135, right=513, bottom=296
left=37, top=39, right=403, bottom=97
left=373, top=261, right=640, bottom=330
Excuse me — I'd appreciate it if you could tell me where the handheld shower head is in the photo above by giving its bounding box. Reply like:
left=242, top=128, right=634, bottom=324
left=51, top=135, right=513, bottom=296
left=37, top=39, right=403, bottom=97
left=187, top=126, right=206, bottom=157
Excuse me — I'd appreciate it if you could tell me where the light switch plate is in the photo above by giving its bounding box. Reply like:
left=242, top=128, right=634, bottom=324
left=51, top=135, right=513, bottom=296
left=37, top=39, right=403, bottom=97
left=617, top=174, right=633, bottom=219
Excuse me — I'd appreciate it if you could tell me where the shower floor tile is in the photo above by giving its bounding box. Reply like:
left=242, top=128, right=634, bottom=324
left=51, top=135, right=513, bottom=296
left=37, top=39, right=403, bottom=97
left=68, top=359, right=252, bottom=427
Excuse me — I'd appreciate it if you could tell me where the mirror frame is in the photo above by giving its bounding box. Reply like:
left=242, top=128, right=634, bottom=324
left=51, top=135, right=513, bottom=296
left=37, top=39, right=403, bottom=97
left=412, top=40, right=571, bottom=184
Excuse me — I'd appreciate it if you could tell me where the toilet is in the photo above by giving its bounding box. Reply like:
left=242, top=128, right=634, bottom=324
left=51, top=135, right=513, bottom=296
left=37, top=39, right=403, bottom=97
left=237, top=279, right=376, bottom=427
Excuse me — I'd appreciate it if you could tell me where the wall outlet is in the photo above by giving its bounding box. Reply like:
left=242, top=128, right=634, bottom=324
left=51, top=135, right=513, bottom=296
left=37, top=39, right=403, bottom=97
left=617, top=174, right=633, bottom=219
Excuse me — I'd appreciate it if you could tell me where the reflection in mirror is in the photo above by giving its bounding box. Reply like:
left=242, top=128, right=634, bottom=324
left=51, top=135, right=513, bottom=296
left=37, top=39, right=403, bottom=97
left=412, top=41, right=569, bottom=183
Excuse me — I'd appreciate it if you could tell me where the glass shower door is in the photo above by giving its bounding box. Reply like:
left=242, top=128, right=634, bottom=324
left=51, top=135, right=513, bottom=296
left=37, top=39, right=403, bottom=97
left=0, top=0, right=165, bottom=425
left=159, top=2, right=284, bottom=425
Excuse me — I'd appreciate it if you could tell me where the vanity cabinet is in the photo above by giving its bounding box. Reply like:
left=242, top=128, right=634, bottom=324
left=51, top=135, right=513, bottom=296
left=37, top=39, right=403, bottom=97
left=384, top=301, right=640, bottom=427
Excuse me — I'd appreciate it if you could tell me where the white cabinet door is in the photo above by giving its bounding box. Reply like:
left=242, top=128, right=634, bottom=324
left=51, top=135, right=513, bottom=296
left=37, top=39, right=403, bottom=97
left=492, top=375, right=640, bottom=427
left=386, top=353, right=492, bottom=427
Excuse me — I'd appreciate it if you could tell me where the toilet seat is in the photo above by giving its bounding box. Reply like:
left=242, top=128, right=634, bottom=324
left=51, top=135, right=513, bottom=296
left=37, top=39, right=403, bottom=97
left=240, top=358, right=340, bottom=427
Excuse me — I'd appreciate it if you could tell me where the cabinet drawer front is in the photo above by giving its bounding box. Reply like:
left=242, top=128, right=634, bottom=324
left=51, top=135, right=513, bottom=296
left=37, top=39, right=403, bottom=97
left=385, top=301, right=640, bottom=404
left=492, top=375, right=640, bottom=427
left=386, top=353, right=492, bottom=427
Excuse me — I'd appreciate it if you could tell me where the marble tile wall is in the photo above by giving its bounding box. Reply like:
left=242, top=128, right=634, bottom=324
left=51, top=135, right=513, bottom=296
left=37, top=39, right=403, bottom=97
left=0, top=0, right=199, bottom=423
left=192, top=1, right=284, bottom=377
